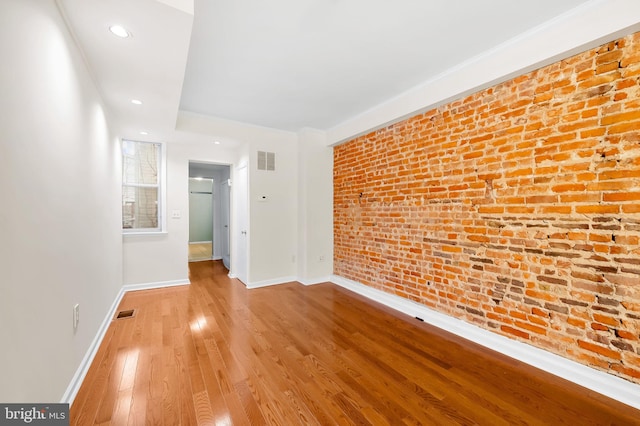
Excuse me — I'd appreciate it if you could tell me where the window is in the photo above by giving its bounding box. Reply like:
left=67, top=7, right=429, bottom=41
left=122, top=140, right=164, bottom=232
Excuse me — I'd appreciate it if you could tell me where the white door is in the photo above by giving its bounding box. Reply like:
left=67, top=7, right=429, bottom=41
left=235, top=164, right=249, bottom=284
left=220, top=179, right=231, bottom=269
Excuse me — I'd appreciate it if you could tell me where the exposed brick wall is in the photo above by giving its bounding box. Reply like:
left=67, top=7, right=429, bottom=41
left=334, top=32, right=640, bottom=383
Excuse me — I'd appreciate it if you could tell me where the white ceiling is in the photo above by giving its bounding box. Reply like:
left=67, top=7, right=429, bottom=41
left=180, top=0, right=590, bottom=131
left=58, top=0, right=194, bottom=142
left=60, top=0, right=630, bottom=143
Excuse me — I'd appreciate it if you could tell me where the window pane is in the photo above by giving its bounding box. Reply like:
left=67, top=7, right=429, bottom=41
left=122, top=141, right=159, bottom=185
left=123, top=186, right=159, bottom=229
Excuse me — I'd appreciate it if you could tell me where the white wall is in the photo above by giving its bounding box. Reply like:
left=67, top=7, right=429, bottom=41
left=123, top=140, right=237, bottom=285
left=0, top=0, right=122, bottom=402
left=123, top=128, right=301, bottom=288
left=297, top=128, right=333, bottom=284
left=248, top=135, right=299, bottom=284
left=176, top=112, right=302, bottom=286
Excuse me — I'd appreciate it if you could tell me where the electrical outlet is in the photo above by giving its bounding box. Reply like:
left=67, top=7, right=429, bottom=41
left=73, top=304, right=80, bottom=329
left=319, top=255, right=325, bottom=262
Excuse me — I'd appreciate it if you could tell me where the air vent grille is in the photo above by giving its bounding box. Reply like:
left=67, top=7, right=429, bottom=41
left=115, top=309, right=136, bottom=320
left=257, top=151, right=275, bottom=171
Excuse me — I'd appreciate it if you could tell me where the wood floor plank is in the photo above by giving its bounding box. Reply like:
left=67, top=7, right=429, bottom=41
left=173, top=338, right=198, bottom=426
left=143, top=353, right=163, bottom=425
left=348, top=330, right=518, bottom=424
left=338, top=346, right=453, bottom=424
left=71, top=260, right=640, bottom=425
left=93, top=347, right=127, bottom=424
left=234, top=379, right=268, bottom=425
left=111, top=387, right=133, bottom=426
left=69, top=327, right=115, bottom=426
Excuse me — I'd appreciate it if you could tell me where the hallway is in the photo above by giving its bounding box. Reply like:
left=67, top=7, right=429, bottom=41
left=189, top=242, right=213, bottom=262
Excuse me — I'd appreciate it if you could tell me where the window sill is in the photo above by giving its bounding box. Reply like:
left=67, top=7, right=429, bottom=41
left=123, top=231, right=168, bottom=237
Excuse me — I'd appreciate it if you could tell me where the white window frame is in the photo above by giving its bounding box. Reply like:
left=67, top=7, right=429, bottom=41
left=122, top=139, right=167, bottom=235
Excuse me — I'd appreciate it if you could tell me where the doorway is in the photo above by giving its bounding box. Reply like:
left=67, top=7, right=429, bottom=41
left=188, top=162, right=231, bottom=268
left=234, top=163, right=248, bottom=284
left=188, top=177, right=213, bottom=261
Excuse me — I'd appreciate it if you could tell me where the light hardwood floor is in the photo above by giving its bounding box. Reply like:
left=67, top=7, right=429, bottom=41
left=70, top=260, right=640, bottom=425
left=189, top=242, right=212, bottom=262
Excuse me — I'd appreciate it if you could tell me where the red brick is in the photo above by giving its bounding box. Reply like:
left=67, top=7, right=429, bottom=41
left=610, top=121, right=640, bottom=134
left=531, top=307, right=548, bottom=317
left=611, top=364, right=640, bottom=380
left=552, top=183, right=586, bottom=192
left=501, top=325, right=530, bottom=340
left=577, top=340, right=621, bottom=360
left=603, top=192, right=640, bottom=202
left=526, top=195, right=558, bottom=204
left=616, top=330, right=638, bottom=340
left=478, top=206, right=504, bottom=214
left=334, top=31, right=640, bottom=386
left=515, top=320, right=547, bottom=335
left=622, top=204, right=640, bottom=213
left=540, top=206, right=572, bottom=214
left=601, top=110, right=640, bottom=125
left=593, top=313, right=619, bottom=327
left=575, top=205, right=619, bottom=214
left=567, top=317, right=587, bottom=328
left=560, top=193, right=600, bottom=203
left=591, top=322, right=609, bottom=331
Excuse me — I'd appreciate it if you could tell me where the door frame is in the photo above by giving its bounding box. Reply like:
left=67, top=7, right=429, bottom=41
left=187, top=161, right=234, bottom=272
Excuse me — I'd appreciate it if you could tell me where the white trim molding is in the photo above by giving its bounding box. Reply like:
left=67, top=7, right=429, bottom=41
left=330, top=274, right=640, bottom=411
left=61, top=278, right=190, bottom=404
left=298, top=276, right=332, bottom=286
left=246, top=276, right=298, bottom=289
left=122, top=278, right=190, bottom=293
left=60, top=286, right=126, bottom=404
left=245, top=275, right=332, bottom=288
left=189, top=258, right=218, bottom=263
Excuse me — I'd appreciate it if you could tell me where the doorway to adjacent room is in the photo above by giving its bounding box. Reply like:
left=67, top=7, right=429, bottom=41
left=188, top=162, right=231, bottom=269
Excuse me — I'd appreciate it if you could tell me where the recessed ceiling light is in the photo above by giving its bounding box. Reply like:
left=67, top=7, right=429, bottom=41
left=214, top=140, right=221, bottom=145
left=131, top=99, right=142, bottom=105
left=139, top=131, right=148, bottom=135
left=109, top=25, right=130, bottom=38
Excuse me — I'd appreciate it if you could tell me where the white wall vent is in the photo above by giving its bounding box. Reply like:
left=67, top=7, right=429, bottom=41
left=257, top=151, right=276, bottom=171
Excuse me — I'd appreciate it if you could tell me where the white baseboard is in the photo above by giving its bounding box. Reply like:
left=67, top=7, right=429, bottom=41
left=122, top=278, right=190, bottom=292
left=246, top=275, right=331, bottom=288
left=60, top=286, right=126, bottom=404
left=298, top=276, right=332, bottom=286
left=246, top=274, right=332, bottom=288
left=330, top=274, right=640, bottom=411
left=188, top=256, right=222, bottom=262
left=246, top=276, right=298, bottom=289
left=61, top=278, right=190, bottom=405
